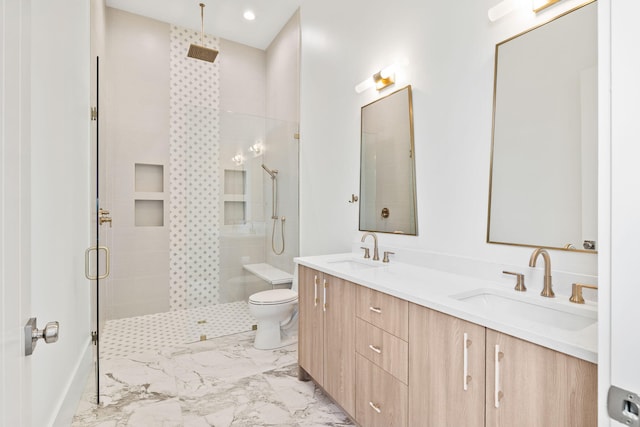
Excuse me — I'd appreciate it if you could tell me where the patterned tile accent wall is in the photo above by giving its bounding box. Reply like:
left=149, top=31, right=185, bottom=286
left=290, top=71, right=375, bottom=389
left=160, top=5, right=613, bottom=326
left=169, top=25, right=220, bottom=310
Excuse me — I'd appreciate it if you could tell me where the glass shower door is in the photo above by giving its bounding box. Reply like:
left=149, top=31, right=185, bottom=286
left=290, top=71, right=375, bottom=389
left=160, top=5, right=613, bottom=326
left=89, top=55, right=110, bottom=404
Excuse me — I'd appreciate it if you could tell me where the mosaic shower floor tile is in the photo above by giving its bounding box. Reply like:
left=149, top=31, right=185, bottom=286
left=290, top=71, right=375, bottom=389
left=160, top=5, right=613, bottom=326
left=100, top=301, right=256, bottom=359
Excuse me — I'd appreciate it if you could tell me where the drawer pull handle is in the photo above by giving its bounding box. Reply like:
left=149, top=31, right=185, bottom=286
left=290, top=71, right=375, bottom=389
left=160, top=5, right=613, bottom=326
left=463, top=333, right=470, bottom=391
left=323, top=279, right=327, bottom=312
left=495, top=344, right=504, bottom=408
left=369, top=401, right=381, bottom=414
left=369, top=306, right=382, bottom=314
left=314, top=275, right=318, bottom=306
left=368, top=344, right=382, bottom=354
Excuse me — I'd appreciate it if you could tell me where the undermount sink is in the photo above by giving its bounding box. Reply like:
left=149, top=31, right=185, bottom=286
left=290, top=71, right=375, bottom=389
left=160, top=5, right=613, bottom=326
left=452, top=288, right=597, bottom=331
left=326, top=258, right=383, bottom=271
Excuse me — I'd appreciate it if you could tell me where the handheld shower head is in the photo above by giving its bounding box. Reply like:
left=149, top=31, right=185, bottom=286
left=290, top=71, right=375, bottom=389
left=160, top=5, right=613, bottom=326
left=261, top=164, right=278, bottom=179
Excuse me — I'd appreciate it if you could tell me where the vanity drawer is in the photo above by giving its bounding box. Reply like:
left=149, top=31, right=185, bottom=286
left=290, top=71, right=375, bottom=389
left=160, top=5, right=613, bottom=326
left=356, top=353, right=407, bottom=427
left=355, top=318, right=408, bottom=384
left=356, top=286, right=408, bottom=340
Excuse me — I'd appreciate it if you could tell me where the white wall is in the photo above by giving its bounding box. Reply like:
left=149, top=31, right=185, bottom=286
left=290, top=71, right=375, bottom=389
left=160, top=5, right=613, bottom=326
left=299, top=0, right=597, bottom=279
left=30, top=0, right=91, bottom=426
left=105, top=8, right=171, bottom=318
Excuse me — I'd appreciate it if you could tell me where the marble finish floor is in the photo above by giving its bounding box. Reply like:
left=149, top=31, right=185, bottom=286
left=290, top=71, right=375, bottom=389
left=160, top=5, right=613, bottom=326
left=72, top=331, right=353, bottom=426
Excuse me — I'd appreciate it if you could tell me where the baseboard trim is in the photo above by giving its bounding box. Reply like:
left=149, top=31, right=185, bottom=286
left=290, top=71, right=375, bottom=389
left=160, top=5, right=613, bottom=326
left=51, top=339, right=92, bottom=427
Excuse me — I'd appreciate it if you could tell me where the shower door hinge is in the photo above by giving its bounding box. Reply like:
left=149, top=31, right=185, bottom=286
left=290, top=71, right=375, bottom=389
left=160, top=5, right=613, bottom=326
left=91, top=331, right=98, bottom=345
left=91, top=107, right=98, bottom=121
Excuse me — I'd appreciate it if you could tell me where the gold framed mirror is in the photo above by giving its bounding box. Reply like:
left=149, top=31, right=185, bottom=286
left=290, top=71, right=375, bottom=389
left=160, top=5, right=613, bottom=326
left=487, top=1, right=597, bottom=252
left=359, top=85, right=418, bottom=235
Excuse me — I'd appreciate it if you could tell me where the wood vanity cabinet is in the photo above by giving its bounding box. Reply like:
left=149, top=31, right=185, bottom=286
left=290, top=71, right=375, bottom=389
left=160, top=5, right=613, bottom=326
left=408, top=303, right=486, bottom=427
left=299, top=264, right=597, bottom=427
left=298, top=265, right=356, bottom=416
left=485, top=330, right=597, bottom=427
left=408, top=303, right=597, bottom=427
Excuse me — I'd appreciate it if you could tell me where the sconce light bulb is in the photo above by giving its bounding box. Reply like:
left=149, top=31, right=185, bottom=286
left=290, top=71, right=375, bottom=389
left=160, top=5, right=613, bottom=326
left=380, top=64, right=396, bottom=79
left=249, top=142, right=263, bottom=156
left=232, top=154, right=245, bottom=165
left=355, top=77, right=375, bottom=94
left=488, top=0, right=515, bottom=22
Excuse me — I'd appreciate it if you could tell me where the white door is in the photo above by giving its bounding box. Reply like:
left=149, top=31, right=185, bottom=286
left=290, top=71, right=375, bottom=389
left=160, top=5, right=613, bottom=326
left=2, top=0, right=92, bottom=425
left=0, top=1, right=33, bottom=424
left=606, top=0, right=640, bottom=425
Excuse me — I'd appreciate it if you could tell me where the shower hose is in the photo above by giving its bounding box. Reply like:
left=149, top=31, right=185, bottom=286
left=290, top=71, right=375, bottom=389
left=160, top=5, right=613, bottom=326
left=271, top=216, right=285, bottom=255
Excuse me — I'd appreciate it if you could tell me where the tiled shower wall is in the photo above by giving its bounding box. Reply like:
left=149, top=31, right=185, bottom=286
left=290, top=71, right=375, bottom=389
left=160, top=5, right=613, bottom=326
left=105, top=8, right=299, bottom=318
left=169, top=26, right=221, bottom=310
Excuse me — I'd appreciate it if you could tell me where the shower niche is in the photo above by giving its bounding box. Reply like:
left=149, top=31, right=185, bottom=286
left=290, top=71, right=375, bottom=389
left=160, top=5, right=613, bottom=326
left=223, top=169, right=246, bottom=225
left=134, top=163, right=165, bottom=227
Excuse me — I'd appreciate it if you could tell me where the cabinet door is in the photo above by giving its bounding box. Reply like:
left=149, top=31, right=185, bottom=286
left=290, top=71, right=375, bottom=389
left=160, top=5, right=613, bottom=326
left=485, top=330, right=597, bottom=427
left=298, top=266, right=324, bottom=385
left=408, top=303, right=485, bottom=427
left=323, top=275, right=356, bottom=416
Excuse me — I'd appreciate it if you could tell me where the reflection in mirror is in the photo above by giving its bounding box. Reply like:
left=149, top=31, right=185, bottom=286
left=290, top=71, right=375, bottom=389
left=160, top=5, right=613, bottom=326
left=360, top=85, right=417, bottom=235
left=487, top=1, right=597, bottom=252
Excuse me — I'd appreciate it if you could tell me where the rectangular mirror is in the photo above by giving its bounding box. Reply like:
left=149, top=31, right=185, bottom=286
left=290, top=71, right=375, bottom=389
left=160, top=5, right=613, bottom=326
left=360, top=85, right=417, bottom=235
left=487, top=1, right=597, bottom=252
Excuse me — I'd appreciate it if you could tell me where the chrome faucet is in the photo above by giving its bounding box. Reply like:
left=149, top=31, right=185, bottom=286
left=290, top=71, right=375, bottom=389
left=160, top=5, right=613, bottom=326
left=528, top=248, right=555, bottom=298
left=361, top=232, right=379, bottom=261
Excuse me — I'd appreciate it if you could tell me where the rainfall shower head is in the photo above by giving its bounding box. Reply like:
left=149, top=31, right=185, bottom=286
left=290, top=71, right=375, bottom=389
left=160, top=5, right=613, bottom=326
left=187, top=3, right=219, bottom=63
left=261, top=164, right=278, bottom=179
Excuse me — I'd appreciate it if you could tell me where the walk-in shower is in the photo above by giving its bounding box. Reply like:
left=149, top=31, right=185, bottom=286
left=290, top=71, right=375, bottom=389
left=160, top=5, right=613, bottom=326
left=262, top=164, right=286, bottom=255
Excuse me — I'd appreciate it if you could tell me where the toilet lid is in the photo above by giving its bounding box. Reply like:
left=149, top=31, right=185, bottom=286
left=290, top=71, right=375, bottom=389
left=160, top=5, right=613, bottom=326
left=249, top=289, right=298, bottom=305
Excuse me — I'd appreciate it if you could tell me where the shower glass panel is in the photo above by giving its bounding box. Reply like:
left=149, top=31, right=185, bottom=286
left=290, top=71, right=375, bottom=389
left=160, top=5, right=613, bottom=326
left=181, top=109, right=299, bottom=339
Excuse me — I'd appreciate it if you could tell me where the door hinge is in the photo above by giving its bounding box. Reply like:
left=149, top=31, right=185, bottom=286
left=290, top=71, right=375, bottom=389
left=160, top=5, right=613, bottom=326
left=91, top=106, right=98, bottom=121
left=91, top=331, right=98, bottom=345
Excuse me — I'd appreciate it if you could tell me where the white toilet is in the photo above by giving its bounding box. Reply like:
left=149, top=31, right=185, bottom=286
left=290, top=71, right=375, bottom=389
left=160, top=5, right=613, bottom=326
left=247, top=265, right=298, bottom=350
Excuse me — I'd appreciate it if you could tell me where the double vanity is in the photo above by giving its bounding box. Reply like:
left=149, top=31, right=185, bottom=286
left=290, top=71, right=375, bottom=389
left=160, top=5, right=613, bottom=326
left=295, top=251, right=597, bottom=427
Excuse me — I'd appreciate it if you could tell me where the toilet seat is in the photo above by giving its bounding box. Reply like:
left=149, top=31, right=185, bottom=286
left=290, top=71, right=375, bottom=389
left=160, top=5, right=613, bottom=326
left=249, top=289, right=297, bottom=305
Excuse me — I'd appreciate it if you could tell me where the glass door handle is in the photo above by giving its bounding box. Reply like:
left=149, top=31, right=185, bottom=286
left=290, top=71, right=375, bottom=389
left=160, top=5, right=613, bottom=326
left=85, top=246, right=110, bottom=280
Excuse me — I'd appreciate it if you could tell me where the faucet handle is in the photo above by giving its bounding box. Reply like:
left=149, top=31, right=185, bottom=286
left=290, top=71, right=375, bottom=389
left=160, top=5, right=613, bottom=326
left=503, top=271, right=526, bottom=292
left=383, top=251, right=395, bottom=263
left=569, top=283, right=598, bottom=304
left=360, top=246, right=370, bottom=259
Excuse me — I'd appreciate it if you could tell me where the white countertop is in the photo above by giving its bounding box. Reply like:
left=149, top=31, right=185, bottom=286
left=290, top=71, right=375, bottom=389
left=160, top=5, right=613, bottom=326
left=295, top=253, right=597, bottom=363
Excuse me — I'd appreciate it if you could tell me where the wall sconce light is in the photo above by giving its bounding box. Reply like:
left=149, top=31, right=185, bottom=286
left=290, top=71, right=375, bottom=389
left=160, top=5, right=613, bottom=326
left=355, top=64, right=397, bottom=94
left=231, top=154, right=244, bottom=165
left=488, top=0, right=515, bottom=22
left=249, top=141, right=263, bottom=156
left=532, top=0, right=561, bottom=13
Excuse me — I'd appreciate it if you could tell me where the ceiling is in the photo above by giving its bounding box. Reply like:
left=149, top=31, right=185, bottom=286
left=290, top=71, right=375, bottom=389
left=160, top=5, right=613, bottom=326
left=106, top=0, right=302, bottom=50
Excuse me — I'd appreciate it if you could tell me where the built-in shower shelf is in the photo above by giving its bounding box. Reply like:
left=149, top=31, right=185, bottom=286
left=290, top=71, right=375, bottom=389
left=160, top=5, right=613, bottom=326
left=134, top=163, right=165, bottom=227
left=224, top=169, right=246, bottom=195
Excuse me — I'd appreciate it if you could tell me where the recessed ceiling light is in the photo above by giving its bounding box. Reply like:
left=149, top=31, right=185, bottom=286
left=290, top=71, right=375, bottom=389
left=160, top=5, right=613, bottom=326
left=243, top=10, right=256, bottom=21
